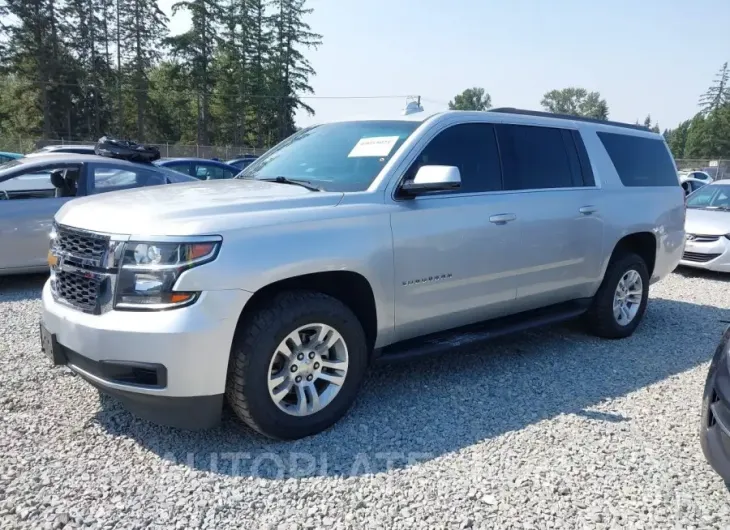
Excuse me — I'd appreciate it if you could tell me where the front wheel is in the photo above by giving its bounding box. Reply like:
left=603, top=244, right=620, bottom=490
left=585, top=252, right=650, bottom=339
left=226, top=291, right=368, bottom=440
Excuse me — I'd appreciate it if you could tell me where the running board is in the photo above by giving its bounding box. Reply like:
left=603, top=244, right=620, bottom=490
left=375, top=299, right=592, bottom=364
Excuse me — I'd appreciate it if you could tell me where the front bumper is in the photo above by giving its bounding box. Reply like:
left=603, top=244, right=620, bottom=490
left=679, top=235, right=730, bottom=272
left=41, top=280, right=251, bottom=428
left=700, top=326, right=730, bottom=482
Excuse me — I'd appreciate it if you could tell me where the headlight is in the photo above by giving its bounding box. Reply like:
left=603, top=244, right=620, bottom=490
left=114, top=239, right=221, bottom=310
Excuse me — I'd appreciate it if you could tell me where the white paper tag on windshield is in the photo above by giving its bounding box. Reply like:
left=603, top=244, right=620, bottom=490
left=348, top=136, right=400, bottom=158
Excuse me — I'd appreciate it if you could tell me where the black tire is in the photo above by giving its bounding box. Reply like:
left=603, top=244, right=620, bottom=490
left=699, top=332, right=729, bottom=466
left=226, top=290, right=369, bottom=440
left=585, top=252, right=649, bottom=339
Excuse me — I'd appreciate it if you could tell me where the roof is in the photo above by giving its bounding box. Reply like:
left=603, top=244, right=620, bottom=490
left=7, top=153, right=138, bottom=166
left=39, top=144, right=96, bottom=151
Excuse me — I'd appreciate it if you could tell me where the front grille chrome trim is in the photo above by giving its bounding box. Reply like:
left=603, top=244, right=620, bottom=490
left=50, top=223, right=127, bottom=314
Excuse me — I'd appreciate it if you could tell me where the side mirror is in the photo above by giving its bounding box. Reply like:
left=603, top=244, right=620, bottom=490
left=400, top=165, right=461, bottom=196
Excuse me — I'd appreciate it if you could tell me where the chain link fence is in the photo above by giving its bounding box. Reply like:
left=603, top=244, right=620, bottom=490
left=0, top=138, right=269, bottom=159
left=675, top=159, right=730, bottom=180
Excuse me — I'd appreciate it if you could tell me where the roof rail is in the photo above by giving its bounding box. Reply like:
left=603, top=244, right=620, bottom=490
left=488, top=107, right=651, bottom=132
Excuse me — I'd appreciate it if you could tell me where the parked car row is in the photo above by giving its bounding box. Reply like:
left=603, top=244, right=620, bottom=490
left=2, top=144, right=261, bottom=178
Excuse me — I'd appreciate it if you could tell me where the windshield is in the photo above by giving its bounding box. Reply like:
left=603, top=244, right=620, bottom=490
left=236, top=120, right=421, bottom=192
left=686, top=184, right=730, bottom=210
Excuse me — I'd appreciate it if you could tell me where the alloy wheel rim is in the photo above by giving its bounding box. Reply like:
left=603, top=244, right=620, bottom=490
left=267, top=323, right=349, bottom=416
left=613, top=269, right=643, bottom=326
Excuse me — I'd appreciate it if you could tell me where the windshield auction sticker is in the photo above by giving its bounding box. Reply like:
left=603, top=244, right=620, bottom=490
left=348, top=136, right=400, bottom=158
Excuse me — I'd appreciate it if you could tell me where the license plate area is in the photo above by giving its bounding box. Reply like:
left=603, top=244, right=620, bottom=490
left=40, top=323, right=65, bottom=366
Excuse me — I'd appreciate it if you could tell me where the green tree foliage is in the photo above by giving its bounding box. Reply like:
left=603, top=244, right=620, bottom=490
left=664, top=63, right=730, bottom=160
left=0, top=0, right=321, bottom=147
left=699, top=62, right=730, bottom=114
left=642, top=114, right=660, bottom=133
left=168, top=0, right=224, bottom=144
left=664, top=119, right=690, bottom=159
left=448, top=87, right=491, bottom=111
left=118, top=0, right=168, bottom=140
left=268, top=0, right=322, bottom=141
left=541, top=87, right=608, bottom=120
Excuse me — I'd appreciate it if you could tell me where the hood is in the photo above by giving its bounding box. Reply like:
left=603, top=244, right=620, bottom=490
left=55, top=179, right=344, bottom=235
left=685, top=208, right=730, bottom=236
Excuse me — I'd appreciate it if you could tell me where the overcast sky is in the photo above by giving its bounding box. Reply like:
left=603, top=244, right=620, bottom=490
left=159, top=0, right=730, bottom=130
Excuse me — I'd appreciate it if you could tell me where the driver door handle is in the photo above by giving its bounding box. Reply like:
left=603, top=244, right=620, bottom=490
left=489, top=213, right=517, bottom=225
left=579, top=206, right=597, bottom=215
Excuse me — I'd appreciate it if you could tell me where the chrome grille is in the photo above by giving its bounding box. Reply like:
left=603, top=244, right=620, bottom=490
left=55, top=224, right=110, bottom=263
left=686, top=234, right=721, bottom=243
left=52, top=270, right=102, bottom=313
left=50, top=224, right=121, bottom=314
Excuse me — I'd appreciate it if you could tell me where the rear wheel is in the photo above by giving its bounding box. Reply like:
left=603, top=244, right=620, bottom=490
left=585, top=252, right=649, bottom=339
left=226, top=291, right=368, bottom=439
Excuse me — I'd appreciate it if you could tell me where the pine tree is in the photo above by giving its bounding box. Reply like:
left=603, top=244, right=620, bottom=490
left=211, top=0, right=255, bottom=145
left=699, top=62, right=730, bottom=114
left=0, top=0, right=74, bottom=138
left=247, top=0, right=272, bottom=147
left=269, top=0, right=321, bottom=142
left=169, top=0, right=223, bottom=144
left=118, top=0, right=168, bottom=140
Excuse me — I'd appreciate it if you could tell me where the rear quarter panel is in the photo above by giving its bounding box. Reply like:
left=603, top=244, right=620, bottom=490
left=580, top=126, right=685, bottom=288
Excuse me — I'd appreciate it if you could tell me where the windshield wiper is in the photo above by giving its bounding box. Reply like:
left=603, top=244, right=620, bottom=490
left=704, top=205, right=730, bottom=211
left=260, top=176, right=322, bottom=192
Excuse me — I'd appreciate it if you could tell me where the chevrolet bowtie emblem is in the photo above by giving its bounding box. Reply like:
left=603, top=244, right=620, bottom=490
left=47, top=251, right=58, bottom=267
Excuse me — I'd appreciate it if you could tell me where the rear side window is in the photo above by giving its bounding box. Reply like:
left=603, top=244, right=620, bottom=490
left=597, top=132, right=678, bottom=187
left=496, top=124, right=581, bottom=190
left=194, top=164, right=238, bottom=180
left=405, top=123, right=502, bottom=193
left=165, top=162, right=192, bottom=176
left=90, top=166, right=165, bottom=194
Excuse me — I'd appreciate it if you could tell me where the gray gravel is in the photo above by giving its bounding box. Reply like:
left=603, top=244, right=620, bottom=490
left=2, top=269, right=730, bottom=529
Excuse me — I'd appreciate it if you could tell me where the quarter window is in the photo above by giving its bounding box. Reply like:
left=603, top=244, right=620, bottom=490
left=597, top=132, right=678, bottom=187
left=90, top=166, right=165, bottom=194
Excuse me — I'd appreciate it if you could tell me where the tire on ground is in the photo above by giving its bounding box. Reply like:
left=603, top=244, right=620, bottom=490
left=585, top=252, right=650, bottom=339
left=226, top=290, right=369, bottom=440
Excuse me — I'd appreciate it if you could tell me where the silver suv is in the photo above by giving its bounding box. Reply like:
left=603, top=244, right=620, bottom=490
left=40, top=108, right=686, bottom=439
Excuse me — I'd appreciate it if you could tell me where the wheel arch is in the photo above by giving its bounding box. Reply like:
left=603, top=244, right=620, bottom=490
left=604, top=231, right=658, bottom=278
left=235, top=270, right=380, bottom=353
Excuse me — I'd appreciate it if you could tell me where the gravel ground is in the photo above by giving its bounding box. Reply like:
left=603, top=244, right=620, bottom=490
left=2, top=269, right=730, bottom=529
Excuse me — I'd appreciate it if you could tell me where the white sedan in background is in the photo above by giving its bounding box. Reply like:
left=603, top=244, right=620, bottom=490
left=680, top=181, right=730, bottom=272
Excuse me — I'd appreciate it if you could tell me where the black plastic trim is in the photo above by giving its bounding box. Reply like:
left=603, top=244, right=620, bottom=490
left=80, top=372, right=223, bottom=430
left=62, top=346, right=168, bottom=389
left=489, top=107, right=651, bottom=132
left=45, top=337, right=222, bottom=429
left=374, top=298, right=592, bottom=363
left=571, top=130, right=596, bottom=187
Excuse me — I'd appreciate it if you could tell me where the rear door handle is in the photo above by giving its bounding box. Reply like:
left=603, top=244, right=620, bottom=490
left=489, top=213, right=517, bottom=225
left=579, top=206, right=597, bottom=215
